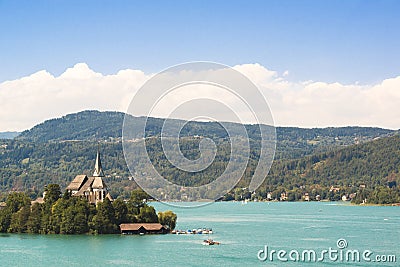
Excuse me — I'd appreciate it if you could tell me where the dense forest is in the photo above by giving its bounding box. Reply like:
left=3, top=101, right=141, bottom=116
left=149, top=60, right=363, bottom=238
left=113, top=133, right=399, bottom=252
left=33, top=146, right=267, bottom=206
left=1, top=110, right=399, bottom=204
left=0, top=186, right=177, bottom=234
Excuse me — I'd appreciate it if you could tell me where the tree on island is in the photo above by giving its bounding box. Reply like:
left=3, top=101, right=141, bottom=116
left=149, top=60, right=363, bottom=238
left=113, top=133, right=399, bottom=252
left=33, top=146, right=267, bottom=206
left=91, top=198, right=118, bottom=234
left=27, top=203, right=42, bottom=234
left=44, top=184, right=62, bottom=205
left=138, top=205, right=158, bottom=223
left=158, top=210, right=177, bottom=231
left=112, top=198, right=128, bottom=225
left=0, top=192, right=30, bottom=232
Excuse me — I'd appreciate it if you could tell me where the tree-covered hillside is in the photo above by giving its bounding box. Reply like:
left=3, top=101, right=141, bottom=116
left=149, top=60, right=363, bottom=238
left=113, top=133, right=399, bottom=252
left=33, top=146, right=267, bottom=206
left=17, top=110, right=124, bottom=142
left=1, top=110, right=398, bottom=204
left=255, top=135, right=400, bottom=203
left=15, top=110, right=396, bottom=159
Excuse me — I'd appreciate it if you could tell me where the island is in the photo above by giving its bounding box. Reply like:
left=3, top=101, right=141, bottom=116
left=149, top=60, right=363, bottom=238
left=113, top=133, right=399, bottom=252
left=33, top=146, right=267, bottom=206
left=0, top=150, right=176, bottom=235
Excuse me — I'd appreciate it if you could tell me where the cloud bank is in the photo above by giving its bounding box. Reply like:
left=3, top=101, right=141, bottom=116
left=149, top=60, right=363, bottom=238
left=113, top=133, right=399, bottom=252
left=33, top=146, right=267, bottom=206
left=0, top=63, right=399, bottom=131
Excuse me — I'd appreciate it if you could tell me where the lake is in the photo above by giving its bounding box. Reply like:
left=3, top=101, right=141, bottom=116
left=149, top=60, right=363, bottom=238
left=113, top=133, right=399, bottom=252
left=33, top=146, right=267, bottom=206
left=0, top=202, right=398, bottom=266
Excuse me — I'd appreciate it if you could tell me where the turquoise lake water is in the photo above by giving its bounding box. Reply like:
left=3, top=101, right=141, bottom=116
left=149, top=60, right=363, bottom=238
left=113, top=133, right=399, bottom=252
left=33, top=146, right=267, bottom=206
left=0, top=202, right=399, bottom=266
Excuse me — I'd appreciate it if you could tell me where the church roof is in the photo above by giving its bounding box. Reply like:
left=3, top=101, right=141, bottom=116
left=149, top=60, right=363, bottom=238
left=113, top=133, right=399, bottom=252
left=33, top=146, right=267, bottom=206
left=66, top=175, right=88, bottom=191
left=92, top=176, right=107, bottom=189
left=74, top=177, right=95, bottom=196
left=106, top=192, right=113, bottom=201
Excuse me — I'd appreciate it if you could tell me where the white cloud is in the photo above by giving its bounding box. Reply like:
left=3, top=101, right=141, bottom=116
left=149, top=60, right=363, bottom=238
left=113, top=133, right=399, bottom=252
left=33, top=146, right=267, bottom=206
left=0, top=63, right=149, bottom=131
left=231, top=63, right=400, bottom=129
left=0, top=62, right=399, bottom=131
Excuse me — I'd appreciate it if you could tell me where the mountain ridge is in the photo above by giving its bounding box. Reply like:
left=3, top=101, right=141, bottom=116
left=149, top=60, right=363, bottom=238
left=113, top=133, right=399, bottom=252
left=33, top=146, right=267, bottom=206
left=18, top=110, right=396, bottom=142
left=16, top=110, right=397, bottom=161
left=0, top=132, right=20, bottom=139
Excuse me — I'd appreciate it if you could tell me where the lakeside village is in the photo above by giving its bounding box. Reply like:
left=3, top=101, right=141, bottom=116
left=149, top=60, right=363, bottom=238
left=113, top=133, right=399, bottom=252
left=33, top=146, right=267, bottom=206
left=0, top=150, right=180, bottom=235
left=223, top=186, right=400, bottom=206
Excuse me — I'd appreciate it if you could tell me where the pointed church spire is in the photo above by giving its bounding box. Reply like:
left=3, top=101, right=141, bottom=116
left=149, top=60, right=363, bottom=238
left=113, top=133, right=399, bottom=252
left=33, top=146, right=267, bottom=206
left=93, top=145, right=104, bottom=177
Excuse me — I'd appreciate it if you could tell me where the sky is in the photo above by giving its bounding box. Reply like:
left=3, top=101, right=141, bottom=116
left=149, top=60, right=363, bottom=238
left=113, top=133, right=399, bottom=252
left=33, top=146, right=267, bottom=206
left=0, top=0, right=399, bottom=131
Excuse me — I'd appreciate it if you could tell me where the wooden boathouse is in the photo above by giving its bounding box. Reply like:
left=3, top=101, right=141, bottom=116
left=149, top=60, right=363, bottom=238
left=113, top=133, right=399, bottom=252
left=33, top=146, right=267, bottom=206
left=120, top=223, right=169, bottom=235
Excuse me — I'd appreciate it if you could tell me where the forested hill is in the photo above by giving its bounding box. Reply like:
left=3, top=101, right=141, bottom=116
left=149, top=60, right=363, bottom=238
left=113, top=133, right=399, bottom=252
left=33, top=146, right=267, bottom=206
left=16, top=110, right=396, bottom=159
left=261, top=134, right=400, bottom=197
left=2, top=110, right=398, bottom=203
left=258, top=135, right=400, bottom=204
left=17, top=110, right=125, bottom=142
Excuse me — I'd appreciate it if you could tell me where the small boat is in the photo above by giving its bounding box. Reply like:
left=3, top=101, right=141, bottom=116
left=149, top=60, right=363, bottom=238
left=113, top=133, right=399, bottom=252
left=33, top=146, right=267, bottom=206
left=173, top=228, right=213, bottom=235
left=202, top=239, right=220, bottom=246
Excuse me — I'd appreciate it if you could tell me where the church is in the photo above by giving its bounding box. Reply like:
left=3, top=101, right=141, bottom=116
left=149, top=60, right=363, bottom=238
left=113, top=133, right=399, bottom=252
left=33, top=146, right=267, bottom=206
left=66, top=149, right=112, bottom=205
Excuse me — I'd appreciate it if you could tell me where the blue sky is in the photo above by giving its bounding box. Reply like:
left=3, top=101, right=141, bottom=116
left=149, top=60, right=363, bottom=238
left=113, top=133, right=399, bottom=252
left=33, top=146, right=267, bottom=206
left=0, top=0, right=400, bottom=131
left=1, top=0, right=400, bottom=84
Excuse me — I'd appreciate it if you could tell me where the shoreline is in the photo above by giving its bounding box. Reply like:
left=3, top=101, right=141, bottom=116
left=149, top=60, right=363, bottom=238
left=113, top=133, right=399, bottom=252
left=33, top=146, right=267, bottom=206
left=154, top=199, right=400, bottom=206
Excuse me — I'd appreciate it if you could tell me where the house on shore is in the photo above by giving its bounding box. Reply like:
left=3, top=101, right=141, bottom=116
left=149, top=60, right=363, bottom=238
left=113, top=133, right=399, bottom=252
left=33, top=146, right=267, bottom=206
left=120, top=223, right=168, bottom=235
left=66, top=149, right=112, bottom=205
